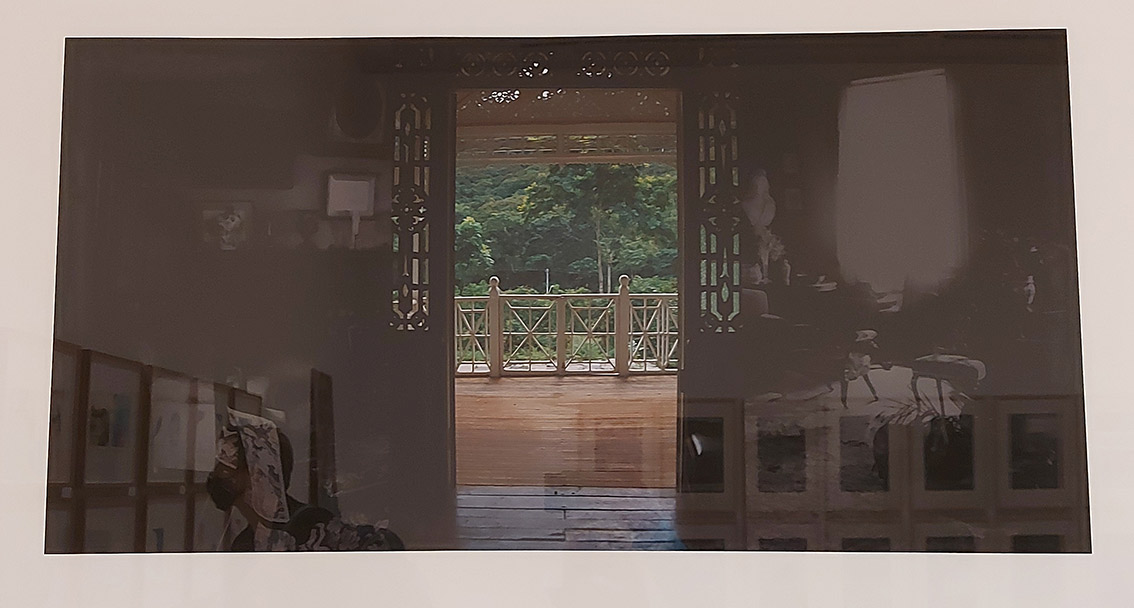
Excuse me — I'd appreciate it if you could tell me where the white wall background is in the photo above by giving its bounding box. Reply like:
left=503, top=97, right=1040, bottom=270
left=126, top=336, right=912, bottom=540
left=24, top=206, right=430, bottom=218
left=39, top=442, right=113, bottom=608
left=1, top=2, right=1132, bottom=608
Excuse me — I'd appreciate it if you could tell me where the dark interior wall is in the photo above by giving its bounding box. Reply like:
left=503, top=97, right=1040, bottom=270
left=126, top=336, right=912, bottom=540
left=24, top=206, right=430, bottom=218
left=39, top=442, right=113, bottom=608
left=736, top=61, right=1074, bottom=275
left=54, top=42, right=455, bottom=546
left=729, top=58, right=1079, bottom=397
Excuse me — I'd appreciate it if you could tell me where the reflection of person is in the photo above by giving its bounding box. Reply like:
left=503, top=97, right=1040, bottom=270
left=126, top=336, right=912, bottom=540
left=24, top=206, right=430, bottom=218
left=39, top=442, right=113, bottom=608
left=841, top=330, right=880, bottom=407
left=1024, top=275, right=1036, bottom=312
left=206, top=411, right=403, bottom=551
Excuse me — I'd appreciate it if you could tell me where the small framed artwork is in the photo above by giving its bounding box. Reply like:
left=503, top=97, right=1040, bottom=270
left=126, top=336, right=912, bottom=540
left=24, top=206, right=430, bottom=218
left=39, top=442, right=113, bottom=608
left=201, top=202, right=254, bottom=250
left=84, top=353, right=144, bottom=485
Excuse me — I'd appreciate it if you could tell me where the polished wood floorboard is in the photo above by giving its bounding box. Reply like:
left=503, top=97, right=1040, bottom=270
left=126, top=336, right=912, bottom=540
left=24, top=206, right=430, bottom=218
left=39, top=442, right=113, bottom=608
left=455, top=375, right=677, bottom=488
left=456, top=485, right=679, bottom=550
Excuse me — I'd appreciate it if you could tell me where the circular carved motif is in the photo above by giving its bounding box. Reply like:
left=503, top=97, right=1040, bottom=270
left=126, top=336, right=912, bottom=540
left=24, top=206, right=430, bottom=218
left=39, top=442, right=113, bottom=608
left=579, top=51, right=608, bottom=78
left=491, top=52, right=518, bottom=77
left=460, top=52, right=486, bottom=77
left=644, top=51, right=671, bottom=76
left=519, top=51, right=551, bottom=78
left=612, top=51, right=639, bottom=76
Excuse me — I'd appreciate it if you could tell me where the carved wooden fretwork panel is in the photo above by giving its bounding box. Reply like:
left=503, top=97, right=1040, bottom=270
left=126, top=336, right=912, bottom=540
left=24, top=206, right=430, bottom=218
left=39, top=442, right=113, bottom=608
left=460, top=51, right=553, bottom=78
left=695, top=92, right=742, bottom=333
left=391, top=93, right=434, bottom=331
left=457, top=49, right=672, bottom=80
left=577, top=50, right=672, bottom=78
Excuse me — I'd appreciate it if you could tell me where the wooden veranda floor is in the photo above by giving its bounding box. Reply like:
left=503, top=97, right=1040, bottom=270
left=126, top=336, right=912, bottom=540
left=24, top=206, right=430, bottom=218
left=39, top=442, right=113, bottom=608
left=455, top=375, right=678, bottom=488
left=456, top=486, right=679, bottom=550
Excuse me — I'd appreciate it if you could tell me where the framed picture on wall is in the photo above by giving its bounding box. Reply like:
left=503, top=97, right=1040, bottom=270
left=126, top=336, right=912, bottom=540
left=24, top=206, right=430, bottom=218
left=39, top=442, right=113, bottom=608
left=200, top=201, right=254, bottom=250
left=84, top=353, right=143, bottom=485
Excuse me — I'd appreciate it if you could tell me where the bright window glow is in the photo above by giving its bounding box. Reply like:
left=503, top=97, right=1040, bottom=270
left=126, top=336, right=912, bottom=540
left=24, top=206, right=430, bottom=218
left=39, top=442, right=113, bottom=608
left=836, top=69, right=966, bottom=294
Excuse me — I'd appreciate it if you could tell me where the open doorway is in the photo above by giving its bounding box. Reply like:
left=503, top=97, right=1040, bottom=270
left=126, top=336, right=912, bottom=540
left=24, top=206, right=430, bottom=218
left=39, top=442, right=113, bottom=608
left=451, top=88, right=681, bottom=549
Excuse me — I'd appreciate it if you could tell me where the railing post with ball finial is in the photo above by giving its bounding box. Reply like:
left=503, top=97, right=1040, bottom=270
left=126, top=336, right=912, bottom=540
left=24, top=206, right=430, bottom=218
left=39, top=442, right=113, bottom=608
left=616, top=275, right=631, bottom=376
left=488, top=276, right=503, bottom=378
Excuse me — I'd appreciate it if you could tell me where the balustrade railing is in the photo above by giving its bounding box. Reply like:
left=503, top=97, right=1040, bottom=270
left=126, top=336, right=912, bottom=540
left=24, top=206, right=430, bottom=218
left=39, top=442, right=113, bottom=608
left=455, top=276, right=679, bottom=376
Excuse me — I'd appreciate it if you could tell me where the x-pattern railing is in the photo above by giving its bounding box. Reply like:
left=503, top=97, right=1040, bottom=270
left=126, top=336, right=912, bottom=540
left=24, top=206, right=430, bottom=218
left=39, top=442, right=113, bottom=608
left=629, top=295, right=680, bottom=373
left=502, top=297, right=557, bottom=372
left=454, top=296, right=491, bottom=374
left=563, top=295, right=616, bottom=373
left=455, top=276, right=680, bottom=376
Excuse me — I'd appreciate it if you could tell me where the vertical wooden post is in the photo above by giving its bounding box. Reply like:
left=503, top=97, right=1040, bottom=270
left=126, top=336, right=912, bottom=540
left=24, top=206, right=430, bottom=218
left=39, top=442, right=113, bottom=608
left=556, top=297, right=567, bottom=375
left=616, top=275, right=631, bottom=376
left=658, top=297, right=670, bottom=370
left=488, top=276, right=503, bottom=378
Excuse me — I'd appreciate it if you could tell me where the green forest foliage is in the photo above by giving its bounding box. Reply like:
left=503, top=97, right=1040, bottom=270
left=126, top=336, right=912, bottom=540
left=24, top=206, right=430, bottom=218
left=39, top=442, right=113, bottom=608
left=455, top=163, right=678, bottom=295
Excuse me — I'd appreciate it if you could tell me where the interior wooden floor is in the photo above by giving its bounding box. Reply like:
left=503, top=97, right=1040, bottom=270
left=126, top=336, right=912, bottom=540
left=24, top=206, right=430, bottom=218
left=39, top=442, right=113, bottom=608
left=455, top=375, right=678, bottom=488
left=456, top=486, right=679, bottom=550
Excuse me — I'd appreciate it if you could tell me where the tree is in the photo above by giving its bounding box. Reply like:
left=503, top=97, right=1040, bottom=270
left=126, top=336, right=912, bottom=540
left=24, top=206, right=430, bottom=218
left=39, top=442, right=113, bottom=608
left=522, top=164, right=659, bottom=291
left=454, top=216, right=494, bottom=288
left=455, top=162, right=678, bottom=293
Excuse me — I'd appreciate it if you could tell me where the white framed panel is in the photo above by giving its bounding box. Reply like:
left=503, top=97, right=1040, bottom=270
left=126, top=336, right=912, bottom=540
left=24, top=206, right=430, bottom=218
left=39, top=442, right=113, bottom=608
left=914, top=519, right=991, bottom=552
left=677, top=399, right=744, bottom=515
left=745, top=519, right=823, bottom=552
left=989, top=518, right=1081, bottom=553
left=744, top=401, right=828, bottom=514
left=675, top=523, right=746, bottom=551
left=910, top=410, right=995, bottom=510
left=824, top=409, right=912, bottom=512
left=825, top=520, right=910, bottom=552
left=996, top=397, right=1079, bottom=509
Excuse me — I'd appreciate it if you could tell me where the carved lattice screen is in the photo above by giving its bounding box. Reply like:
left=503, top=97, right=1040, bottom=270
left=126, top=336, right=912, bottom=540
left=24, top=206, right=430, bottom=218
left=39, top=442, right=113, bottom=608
left=391, top=92, right=434, bottom=331
left=694, top=91, right=742, bottom=333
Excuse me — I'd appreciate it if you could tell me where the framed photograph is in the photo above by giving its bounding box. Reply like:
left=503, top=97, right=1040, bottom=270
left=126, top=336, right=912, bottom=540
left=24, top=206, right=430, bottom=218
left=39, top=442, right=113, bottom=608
left=39, top=27, right=1093, bottom=563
